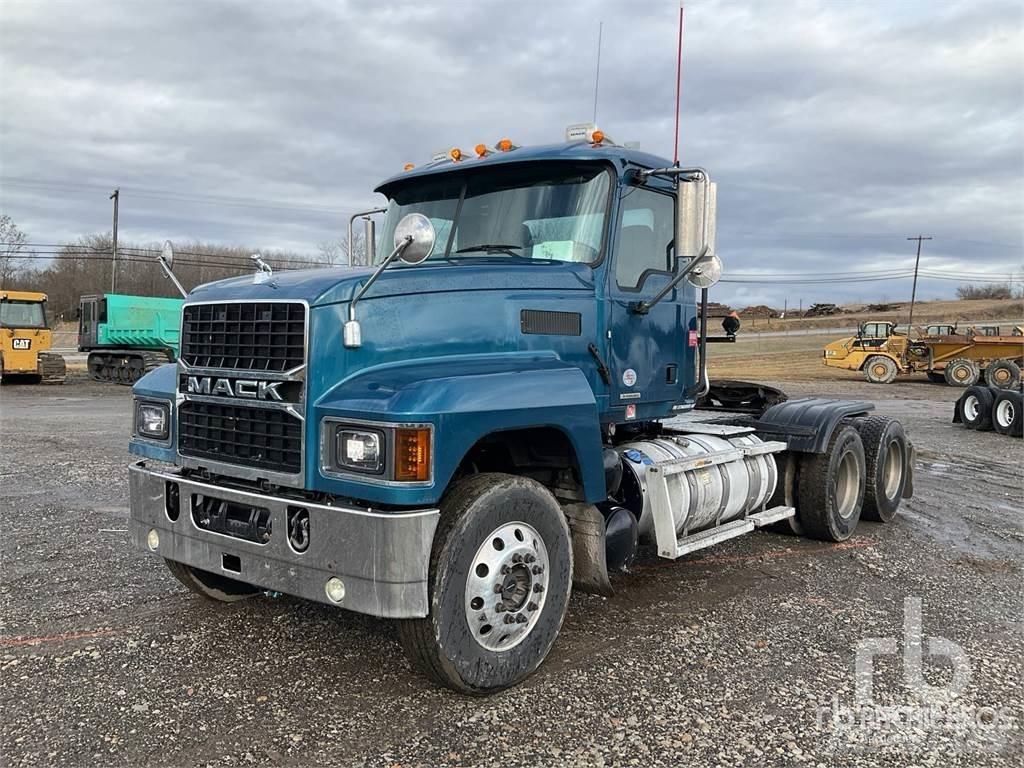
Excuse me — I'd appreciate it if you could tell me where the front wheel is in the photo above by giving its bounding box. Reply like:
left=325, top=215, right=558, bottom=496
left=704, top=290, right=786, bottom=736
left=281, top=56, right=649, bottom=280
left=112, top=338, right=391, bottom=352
left=397, top=473, right=572, bottom=694
left=164, top=559, right=261, bottom=602
left=863, top=355, right=898, bottom=384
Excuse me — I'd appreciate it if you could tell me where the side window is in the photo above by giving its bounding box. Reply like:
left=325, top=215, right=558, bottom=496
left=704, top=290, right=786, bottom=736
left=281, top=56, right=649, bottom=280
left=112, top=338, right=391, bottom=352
left=615, top=187, right=674, bottom=290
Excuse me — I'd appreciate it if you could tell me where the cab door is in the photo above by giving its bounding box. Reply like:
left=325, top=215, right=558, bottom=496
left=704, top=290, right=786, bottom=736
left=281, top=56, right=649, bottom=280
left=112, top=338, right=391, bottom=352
left=78, top=296, right=98, bottom=350
left=605, top=185, right=691, bottom=419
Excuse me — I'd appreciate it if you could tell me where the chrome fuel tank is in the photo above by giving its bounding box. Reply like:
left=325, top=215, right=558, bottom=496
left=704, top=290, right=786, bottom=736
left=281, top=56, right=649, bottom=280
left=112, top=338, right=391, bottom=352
left=618, top=434, right=779, bottom=538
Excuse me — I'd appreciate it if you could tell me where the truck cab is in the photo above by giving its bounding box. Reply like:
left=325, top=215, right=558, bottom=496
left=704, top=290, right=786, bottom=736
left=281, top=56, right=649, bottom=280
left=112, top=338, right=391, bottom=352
left=127, top=127, right=912, bottom=692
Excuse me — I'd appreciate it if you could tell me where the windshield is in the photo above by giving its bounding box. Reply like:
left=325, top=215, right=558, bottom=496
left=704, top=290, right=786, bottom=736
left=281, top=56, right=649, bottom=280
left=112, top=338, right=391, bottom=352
left=0, top=299, right=47, bottom=329
left=378, top=163, right=612, bottom=265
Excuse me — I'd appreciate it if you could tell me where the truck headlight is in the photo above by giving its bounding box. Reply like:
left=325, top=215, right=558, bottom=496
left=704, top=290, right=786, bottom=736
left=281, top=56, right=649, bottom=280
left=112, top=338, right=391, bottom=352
left=135, top=400, right=170, bottom=441
left=336, top=428, right=384, bottom=473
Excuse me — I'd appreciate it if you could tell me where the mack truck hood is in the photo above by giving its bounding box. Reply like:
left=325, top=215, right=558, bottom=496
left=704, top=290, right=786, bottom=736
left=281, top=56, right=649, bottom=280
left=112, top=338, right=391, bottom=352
left=186, top=261, right=597, bottom=306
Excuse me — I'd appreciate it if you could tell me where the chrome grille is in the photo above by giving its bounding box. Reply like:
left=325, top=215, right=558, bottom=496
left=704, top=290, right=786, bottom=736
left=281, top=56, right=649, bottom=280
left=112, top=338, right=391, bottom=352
left=177, top=300, right=306, bottom=482
left=181, top=302, right=305, bottom=372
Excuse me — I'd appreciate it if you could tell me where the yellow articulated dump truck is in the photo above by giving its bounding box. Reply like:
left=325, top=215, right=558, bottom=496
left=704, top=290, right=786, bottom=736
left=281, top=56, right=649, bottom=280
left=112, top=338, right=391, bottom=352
left=823, top=320, right=1024, bottom=388
left=0, top=290, right=66, bottom=384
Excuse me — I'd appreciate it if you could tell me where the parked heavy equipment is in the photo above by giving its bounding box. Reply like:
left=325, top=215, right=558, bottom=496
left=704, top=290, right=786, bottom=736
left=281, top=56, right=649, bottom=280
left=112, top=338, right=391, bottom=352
left=0, top=290, right=66, bottom=384
left=954, top=384, right=1023, bottom=438
left=79, top=293, right=183, bottom=384
left=823, top=320, right=1024, bottom=387
left=125, top=124, right=918, bottom=693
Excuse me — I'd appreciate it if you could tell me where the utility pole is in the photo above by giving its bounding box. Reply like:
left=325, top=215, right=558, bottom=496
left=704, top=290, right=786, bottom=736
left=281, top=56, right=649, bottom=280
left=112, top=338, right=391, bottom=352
left=906, top=235, right=932, bottom=333
left=110, top=188, right=120, bottom=292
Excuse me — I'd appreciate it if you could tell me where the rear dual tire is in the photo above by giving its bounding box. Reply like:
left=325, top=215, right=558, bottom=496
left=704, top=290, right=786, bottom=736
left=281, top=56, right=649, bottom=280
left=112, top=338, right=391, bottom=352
left=796, top=426, right=866, bottom=541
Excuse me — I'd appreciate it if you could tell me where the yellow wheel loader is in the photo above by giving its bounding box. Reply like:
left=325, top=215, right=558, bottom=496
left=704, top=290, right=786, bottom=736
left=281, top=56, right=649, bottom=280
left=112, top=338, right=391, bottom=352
left=823, top=320, right=1024, bottom=387
left=0, top=290, right=66, bottom=384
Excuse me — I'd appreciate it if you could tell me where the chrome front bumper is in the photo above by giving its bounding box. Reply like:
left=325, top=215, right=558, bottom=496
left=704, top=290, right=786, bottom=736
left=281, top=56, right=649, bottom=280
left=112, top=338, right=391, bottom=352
left=128, top=462, right=439, bottom=618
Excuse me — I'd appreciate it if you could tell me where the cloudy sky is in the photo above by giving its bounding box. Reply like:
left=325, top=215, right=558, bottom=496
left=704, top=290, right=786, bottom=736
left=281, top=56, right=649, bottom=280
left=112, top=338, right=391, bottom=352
left=1, top=0, right=1022, bottom=306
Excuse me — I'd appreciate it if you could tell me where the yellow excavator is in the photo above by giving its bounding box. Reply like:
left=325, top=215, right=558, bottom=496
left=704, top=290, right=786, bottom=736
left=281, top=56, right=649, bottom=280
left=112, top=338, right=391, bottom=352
left=823, top=320, right=1024, bottom=387
left=0, top=290, right=66, bottom=384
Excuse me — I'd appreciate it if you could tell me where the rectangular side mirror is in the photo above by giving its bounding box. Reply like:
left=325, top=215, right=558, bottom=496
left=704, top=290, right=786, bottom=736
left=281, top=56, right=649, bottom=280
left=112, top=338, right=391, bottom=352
left=676, top=179, right=717, bottom=264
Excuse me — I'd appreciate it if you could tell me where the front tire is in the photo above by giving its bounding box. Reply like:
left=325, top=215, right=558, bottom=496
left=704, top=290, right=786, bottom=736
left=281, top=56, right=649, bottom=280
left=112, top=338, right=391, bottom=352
left=398, top=473, right=572, bottom=694
left=164, top=559, right=261, bottom=602
left=863, top=355, right=898, bottom=384
left=796, top=425, right=866, bottom=541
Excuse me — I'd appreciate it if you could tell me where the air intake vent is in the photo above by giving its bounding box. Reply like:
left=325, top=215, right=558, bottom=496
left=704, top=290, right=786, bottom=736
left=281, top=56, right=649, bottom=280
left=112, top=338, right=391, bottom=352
left=520, top=309, right=582, bottom=336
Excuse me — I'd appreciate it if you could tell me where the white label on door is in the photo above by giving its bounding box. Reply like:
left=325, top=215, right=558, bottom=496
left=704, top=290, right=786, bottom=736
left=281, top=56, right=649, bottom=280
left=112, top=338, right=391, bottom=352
left=622, top=368, right=637, bottom=387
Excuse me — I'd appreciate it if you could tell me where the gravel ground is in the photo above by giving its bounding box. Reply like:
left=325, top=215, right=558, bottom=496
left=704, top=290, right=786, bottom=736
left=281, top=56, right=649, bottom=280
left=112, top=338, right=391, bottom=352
left=1, top=376, right=1021, bottom=767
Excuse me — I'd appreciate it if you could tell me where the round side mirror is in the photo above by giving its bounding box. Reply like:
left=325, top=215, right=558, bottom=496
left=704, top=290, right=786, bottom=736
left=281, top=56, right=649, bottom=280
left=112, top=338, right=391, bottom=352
left=160, top=240, right=174, bottom=269
left=394, top=213, right=435, bottom=264
left=686, top=253, right=722, bottom=289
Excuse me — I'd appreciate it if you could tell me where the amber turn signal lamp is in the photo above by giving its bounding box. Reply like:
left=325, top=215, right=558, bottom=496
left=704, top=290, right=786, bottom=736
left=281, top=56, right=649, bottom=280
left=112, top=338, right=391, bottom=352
left=395, top=428, right=431, bottom=482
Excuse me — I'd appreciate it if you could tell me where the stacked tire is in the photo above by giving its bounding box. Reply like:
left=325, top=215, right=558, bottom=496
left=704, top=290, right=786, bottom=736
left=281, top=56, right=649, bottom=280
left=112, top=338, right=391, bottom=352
left=956, top=385, right=1023, bottom=438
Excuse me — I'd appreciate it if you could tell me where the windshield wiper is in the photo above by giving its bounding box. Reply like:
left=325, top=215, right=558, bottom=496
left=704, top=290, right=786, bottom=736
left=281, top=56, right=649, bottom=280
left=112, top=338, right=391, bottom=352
left=453, top=244, right=523, bottom=257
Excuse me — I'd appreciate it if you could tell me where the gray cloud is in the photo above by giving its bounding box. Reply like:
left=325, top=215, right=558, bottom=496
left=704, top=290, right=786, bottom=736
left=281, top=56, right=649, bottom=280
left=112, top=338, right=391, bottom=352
left=1, top=0, right=1021, bottom=307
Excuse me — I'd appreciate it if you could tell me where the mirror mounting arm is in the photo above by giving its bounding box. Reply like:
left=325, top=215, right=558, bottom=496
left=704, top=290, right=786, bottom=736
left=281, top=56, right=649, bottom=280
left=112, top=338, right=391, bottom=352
left=630, top=244, right=711, bottom=315
left=157, top=257, right=187, bottom=298
left=343, top=236, right=412, bottom=348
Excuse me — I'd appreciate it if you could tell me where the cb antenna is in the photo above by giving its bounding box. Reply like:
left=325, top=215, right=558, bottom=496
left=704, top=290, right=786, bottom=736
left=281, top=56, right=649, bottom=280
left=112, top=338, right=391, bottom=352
left=673, top=1, right=686, bottom=165
left=592, top=21, right=603, bottom=123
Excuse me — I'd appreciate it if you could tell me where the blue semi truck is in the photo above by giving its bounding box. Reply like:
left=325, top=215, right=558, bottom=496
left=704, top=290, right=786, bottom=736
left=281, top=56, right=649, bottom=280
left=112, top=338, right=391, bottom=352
left=127, top=125, right=914, bottom=693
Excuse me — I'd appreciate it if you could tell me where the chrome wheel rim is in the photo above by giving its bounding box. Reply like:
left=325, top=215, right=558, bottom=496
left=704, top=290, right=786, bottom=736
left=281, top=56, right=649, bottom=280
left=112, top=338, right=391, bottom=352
left=465, top=522, right=549, bottom=651
left=882, top=439, right=904, bottom=499
left=835, top=451, right=860, bottom=519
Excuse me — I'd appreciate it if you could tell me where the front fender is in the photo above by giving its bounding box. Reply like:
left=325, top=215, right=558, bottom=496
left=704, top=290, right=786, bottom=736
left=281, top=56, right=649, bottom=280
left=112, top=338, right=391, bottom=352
left=312, top=353, right=605, bottom=506
left=128, top=363, right=178, bottom=462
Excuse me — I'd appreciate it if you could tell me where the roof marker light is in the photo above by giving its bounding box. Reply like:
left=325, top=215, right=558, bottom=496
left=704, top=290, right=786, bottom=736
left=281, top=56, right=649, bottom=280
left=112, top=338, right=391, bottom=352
left=564, top=122, right=614, bottom=145
left=403, top=163, right=415, bottom=171
left=474, top=143, right=491, bottom=158
left=449, top=147, right=464, bottom=161
left=495, top=138, right=517, bottom=152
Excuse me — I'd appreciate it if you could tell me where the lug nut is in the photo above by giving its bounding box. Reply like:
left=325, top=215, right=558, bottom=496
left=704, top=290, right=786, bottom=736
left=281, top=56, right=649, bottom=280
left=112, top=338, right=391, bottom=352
left=515, top=614, right=527, bottom=624
left=512, top=553, right=523, bottom=564
left=501, top=565, right=511, bottom=575
left=533, top=583, right=544, bottom=593
left=495, top=601, right=506, bottom=612
left=527, top=602, right=538, bottom=612
left=504, top=614, right=516, bottom=625
left=494, top=582, right=504, bottom=593
left=524, top=553, right=536, bottom=563
left=532, top=565, right=543, bottom=575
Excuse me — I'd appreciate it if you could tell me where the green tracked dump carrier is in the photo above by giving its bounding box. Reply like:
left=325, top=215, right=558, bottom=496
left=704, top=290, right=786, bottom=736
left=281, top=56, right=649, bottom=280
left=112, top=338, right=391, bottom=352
left=79, top=293, right=184, bottom=384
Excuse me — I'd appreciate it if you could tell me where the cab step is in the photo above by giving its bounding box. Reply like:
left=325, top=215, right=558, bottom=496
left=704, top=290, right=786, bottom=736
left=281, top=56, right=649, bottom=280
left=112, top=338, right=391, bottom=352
left=670, top=506, right=795, bottom=558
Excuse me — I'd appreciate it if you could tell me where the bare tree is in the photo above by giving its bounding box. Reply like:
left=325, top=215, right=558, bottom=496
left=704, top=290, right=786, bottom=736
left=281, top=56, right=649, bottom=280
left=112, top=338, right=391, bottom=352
left=318, top=231, right=366, bottom=266
left=0, top=214, right=29, bottom=288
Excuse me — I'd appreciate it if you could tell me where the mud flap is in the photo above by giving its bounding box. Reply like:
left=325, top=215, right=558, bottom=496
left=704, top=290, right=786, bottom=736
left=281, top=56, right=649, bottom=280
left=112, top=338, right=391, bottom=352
left=902, top=440, right=915, bottom=499
left=562, top=502, right=614, bottom=597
